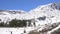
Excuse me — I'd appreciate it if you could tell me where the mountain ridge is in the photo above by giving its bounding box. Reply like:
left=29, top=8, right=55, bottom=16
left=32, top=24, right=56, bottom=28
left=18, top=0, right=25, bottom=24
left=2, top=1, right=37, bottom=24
left=0, top=3, right=60, bottom=24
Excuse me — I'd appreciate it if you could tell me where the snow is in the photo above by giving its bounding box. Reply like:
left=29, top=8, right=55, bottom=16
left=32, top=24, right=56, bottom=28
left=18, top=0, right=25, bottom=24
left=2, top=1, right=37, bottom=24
left=48, top=25, right=60, bottom=34
left=0, top=27, right=34, bottom=34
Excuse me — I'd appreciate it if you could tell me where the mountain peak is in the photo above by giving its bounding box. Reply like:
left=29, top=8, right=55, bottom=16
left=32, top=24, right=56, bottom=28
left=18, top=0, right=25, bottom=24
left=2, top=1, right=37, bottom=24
left=51, top=2, right=60, bottom=5
left=50, top=2, right=60, bottom=10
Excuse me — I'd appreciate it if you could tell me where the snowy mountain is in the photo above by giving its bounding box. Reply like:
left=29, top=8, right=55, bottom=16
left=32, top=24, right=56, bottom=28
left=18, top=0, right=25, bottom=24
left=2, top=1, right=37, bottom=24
left=0, top=10, right=26, bottom=23
left=0, top=3, right=60, bottom=34
left=28, top=3, right=60, bottom=34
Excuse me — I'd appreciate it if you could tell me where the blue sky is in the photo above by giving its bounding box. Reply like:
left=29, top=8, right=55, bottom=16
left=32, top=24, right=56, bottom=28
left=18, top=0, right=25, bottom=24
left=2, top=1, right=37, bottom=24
left=0, top=0, right=60, bottom=11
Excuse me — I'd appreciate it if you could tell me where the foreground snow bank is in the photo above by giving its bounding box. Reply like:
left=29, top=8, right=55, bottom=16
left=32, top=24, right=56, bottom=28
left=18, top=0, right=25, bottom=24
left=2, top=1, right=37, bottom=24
left=0, top=27, right=34, bottom=34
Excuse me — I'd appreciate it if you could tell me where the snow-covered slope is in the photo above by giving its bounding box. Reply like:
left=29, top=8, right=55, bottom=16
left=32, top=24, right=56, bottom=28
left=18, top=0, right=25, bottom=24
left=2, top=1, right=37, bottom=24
left=0, top=10, right=26, bottom=23
left=28, top=3, right=60, bottom=34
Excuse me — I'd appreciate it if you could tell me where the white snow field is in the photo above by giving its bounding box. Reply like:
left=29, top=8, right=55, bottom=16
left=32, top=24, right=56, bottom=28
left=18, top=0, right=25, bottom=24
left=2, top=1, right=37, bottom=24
left=0, top=27, right=35, bottom=34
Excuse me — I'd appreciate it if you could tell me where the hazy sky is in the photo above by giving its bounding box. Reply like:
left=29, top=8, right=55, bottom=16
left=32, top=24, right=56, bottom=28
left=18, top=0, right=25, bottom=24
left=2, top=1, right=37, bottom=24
left=0, top=0, right=60, bottom=11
